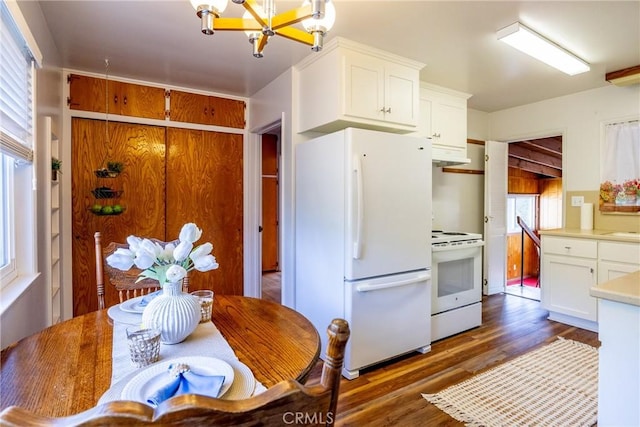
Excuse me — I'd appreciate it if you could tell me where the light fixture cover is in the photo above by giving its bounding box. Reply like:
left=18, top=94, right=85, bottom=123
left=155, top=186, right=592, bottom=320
left=302, top=0, right=336, bottom=33
left=497, top=22, right=590, bottom=76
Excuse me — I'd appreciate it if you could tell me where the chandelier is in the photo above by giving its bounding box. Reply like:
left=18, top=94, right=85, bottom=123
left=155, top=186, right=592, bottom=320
left=190, top=0, right=336, bottom=58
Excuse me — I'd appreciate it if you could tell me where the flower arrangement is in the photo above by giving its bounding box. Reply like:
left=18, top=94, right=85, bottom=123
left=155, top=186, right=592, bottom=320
left=106, top=223, right=219, bottom=286
left=623, top=179, right=640, bottom=194
left=599, top=180, right=617, bottom=203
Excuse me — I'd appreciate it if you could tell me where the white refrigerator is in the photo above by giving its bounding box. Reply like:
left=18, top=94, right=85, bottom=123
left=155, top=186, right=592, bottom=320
left=295, top=128, right=432, bottom=379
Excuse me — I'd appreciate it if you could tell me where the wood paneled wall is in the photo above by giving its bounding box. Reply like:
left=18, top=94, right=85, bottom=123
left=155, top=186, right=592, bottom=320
left=165, top=128, right=244, bottom=296
left=72, top=120, right=244, bottom=316
left=539, top=178, right=563, bottom=229
left=72, top=118, right=166, bottom=314
left=506, top=233, right=539, bottom=279
left=508, top=167, right=539, bottom=194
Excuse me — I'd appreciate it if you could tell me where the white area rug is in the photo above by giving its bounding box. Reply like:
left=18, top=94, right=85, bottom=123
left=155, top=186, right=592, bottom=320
left=422, top=338, right=598, bottom=427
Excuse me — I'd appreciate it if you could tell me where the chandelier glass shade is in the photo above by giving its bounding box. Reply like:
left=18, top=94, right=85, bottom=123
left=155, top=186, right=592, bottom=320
left=190, top=0, right=336, bottom=57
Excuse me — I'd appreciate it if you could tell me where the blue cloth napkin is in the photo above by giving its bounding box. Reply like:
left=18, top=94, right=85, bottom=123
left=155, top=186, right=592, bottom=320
left=138, top=290, right=162, bottom=308
left=146, top=363, right=225, bottom=407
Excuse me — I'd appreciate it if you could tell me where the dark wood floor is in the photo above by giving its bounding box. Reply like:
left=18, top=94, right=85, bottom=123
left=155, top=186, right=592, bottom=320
left=302, top=293, right=600, bottom=427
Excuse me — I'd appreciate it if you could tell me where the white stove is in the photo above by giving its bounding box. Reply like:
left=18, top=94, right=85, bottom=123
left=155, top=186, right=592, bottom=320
left=432, top=230, right=484, bottom=249
left=430, top=230, right=484, bottom=341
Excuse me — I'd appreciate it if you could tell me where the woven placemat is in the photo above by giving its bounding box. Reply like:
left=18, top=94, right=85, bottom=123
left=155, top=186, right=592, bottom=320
left=422, top=338, right=598, bottom=427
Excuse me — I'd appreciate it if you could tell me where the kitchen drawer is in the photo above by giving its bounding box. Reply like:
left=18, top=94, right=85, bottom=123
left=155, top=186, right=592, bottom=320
left=599, top=241, right=640, bottom=265
left=542, top=236, right=597, bottom=259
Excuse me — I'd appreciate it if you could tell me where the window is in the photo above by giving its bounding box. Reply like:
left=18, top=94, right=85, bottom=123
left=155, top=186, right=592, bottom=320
left=507, top=195, right=537, bottom=234
left=600, top=120, right=640, bottom=213
left=0, top=0, right=40, bottom=290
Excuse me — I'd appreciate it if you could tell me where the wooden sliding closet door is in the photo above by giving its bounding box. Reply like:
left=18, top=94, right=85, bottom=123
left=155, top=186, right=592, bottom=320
left=71, top=118, right=166, bottom=315
left=166, top=128, right=243, bottom=295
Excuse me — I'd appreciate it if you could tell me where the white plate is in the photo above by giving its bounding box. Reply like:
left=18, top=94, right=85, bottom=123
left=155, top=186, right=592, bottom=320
left=119, top=295, right=151, bottom=313
left=121, top=356, right=235, bottom=404
left=219, top=358, right=256, bottom=400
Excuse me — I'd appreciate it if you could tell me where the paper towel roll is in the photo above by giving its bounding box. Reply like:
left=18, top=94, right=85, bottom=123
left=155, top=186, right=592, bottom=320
left=580, top=203, right=593, bottom=230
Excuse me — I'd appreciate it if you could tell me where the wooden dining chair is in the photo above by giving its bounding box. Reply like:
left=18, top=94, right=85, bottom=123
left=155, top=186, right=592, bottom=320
left=0, top=318, right=350, bottom=427
left=95, top=231, right=189, bottom=310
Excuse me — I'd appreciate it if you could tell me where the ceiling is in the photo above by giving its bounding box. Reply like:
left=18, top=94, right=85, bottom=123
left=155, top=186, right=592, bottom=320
left=508, top=137, right=562, bottom=179
left=36, top=1, right=640, bottom=113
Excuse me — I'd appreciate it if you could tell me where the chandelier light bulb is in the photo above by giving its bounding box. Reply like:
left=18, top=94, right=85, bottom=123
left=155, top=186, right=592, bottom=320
left=190, top=0, right=229, bottom=34
left=301, top=0, right=335, bottom=33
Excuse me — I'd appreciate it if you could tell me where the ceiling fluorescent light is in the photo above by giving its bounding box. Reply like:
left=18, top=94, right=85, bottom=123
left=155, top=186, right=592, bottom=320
left=497, top=22, right=590, bottom=76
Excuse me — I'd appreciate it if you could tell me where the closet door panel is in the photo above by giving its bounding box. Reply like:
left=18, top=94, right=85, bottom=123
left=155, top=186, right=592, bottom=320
left=166, top=128, right=243, bottom=295
left=71, top=118, right=166, bottom=315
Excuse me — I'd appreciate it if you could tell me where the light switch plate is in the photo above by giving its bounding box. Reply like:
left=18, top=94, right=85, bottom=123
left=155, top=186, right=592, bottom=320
left=571, top=196, right=584, bottom=207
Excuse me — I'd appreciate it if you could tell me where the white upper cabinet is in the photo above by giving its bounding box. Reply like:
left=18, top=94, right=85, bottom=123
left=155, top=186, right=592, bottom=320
left=415, top=83, right=472, bottom=165
left=296, top=37, right=424, bottom=134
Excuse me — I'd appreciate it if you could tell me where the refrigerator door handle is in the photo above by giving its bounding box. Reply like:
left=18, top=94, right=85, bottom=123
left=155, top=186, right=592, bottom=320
left=353, top=156, right=364, bottom=259
left=356, top=273, right=431, bottom=292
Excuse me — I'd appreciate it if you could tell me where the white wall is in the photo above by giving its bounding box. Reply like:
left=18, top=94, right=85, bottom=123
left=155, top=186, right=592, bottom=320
left=432, top=143, right=485, bottom=234
left=248, top=69, right=297, bottom=308
left=1, top=1, right=63, bottom=349
left=489, top=85, right=640, bottom=191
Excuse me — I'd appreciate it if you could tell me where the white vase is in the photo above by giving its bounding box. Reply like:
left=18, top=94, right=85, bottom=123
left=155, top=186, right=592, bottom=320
left=141, top=281, right=200, bottom=345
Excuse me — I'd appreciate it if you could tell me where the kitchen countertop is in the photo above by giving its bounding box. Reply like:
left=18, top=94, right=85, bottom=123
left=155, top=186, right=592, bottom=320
left=590, top=270, right=640, bottom=307
left=539, top=228, right=640, bottom=243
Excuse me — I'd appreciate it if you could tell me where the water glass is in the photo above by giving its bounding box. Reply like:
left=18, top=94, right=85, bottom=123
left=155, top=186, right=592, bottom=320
left=126, top=327, right=161, bottom=367
left=191, top=290, right=214, bottom=323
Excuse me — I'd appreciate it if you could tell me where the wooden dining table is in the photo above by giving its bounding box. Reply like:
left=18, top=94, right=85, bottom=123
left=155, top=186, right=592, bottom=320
left=0, top=295, right=321, bottom=418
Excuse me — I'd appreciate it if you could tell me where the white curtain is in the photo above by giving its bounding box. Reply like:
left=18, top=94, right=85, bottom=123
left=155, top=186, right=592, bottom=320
left=602, top=121, right=640, bottom=184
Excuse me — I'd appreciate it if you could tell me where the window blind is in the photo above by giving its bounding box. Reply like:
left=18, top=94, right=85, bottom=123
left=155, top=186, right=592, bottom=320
left=0, top=1, right=35, bottom=163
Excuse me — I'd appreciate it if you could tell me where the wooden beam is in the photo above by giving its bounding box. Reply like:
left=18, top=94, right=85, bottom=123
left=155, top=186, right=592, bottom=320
left=509, top=144, right=562, bottom=169
left=606, top=65, right=640, bottom=86
left=442, top=168, right=484, bottom=175
left=508, top=157, right=562, bottom=178
left=519, top=137, right=562, bottom=155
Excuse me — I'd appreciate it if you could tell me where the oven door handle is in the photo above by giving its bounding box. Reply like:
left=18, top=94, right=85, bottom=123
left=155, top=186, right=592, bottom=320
left=356, top=273, right=430, bottom=292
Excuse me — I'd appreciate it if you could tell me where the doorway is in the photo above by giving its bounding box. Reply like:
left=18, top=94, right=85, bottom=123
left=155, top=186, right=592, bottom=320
left=261, top=131, right=281, bottom=303
left=485, top=136, right=563, bottom=301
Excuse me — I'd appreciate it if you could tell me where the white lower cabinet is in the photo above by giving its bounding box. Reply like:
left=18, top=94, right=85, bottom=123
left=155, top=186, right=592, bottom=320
left=541, top=236, right=598, bottom=331
left=598, top=241, right=640, bottom=283
left=542, top=255, right=597, bottom=322
left=541, top=234, right=640, bottom=332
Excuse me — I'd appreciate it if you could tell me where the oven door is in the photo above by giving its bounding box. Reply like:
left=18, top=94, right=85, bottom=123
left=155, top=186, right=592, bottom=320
left=431, top=243, right=483, bottom=314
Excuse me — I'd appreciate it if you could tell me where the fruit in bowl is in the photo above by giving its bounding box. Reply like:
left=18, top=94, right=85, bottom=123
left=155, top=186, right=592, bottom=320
left=91, top=204, right=102, bottom=213
left=101, top=206, right=114, bottom=215
left=112, top=204, right=123, bottom=214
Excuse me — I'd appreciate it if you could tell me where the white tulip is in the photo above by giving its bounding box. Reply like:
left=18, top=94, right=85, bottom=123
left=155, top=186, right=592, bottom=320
left=166, top=264, right=187, bottom=283
left=159, top=243, right=176, bottom=262
left=189, top=242, right=213, bottom=261
left=126, top=235, right=143, bottom=252
left=106, top=252, right=135, bottom=270
left=134, top=252, right=155, bottom=270
left=173, top=241, right=193, bottom=262
left=193, top=255, right=219, bottom=272
left=179, top=223, right=202, bottom=243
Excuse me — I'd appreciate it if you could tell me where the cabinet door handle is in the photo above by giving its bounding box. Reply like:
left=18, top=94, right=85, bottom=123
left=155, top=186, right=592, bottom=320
left=385, top=107, right=391, bottom=113
left=113, top=95, right=118, bottom=104
left=432, top=133, right=441, bottom=138
left=123, top=95, right=127, bottom=105
left=564, top=246, right=571, bottom=250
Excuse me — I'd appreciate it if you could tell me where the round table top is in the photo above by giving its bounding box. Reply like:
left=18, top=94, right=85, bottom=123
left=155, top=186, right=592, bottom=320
left=0, top=295, right=320, bottom=418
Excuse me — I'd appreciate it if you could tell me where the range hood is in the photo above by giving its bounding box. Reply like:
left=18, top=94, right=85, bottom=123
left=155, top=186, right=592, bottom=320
left=432, top=146, right=471, bottom=167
